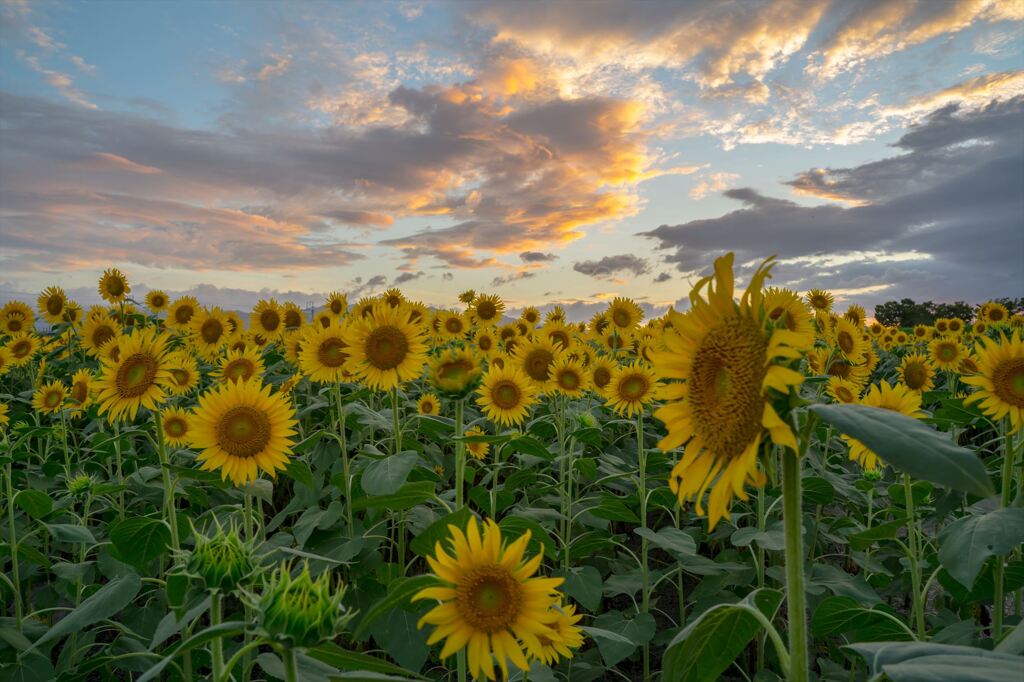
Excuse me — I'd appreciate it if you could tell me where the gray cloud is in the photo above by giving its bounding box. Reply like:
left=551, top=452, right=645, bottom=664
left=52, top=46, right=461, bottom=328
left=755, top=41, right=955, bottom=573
left=643, top=98, right=1024, bottom=309
left=394, top=270, right=425, bottom=284
left=573, top=254, right=650, bottom=278
left=520, top=251, right=558, bottom=262
left=654, top=272, right=672, bottom=283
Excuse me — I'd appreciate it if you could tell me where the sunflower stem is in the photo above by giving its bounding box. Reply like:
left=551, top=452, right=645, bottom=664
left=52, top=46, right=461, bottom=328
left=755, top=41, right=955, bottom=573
left=210, top=591, right=225, bottom=681
left=153, top=410, right=180, bottom=553
left=637, top=409, right=650, bottom=682
left=782, top=449, right=808, bottom=682
left=902, top=473, right=926, bottom=639
left=994, top=420, right=1016, bottom=639
left=454, top=399, right=466, bottom=511
left=112, top=421, right=125, bottom=519
left=282, top=646, right=299, bottom=682
left=332, top=384, right=354, bottom=537
left=4, top=447, right=23, bottom=628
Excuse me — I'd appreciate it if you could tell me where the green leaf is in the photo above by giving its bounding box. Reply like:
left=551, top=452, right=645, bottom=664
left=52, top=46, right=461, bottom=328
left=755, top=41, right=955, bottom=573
left=996, top=621, right=1024, bottom=655
left=808, top=404, right=994, bottom=497
left=635, top=527, right=697, bottom=559
left=368, top=608, right=430, bottom=673
left=846, top=641, right=1024, bottom=681
left=138, top=622, right=246, bottom=682
left=307, top=642, right=428, bottom=679
left=508, top=436, right=555, bottom=461
left=663, top=588, right=784, bottom=682
left=410, top=507, right=472, bottom=558
left=559, top=565, right=603, bottom=612
left=28, top=573, right=141, bottom=654
left=590, top=610, right=656, bottom=667
left=352, top=576, right=437, bottom=641
left=283, top=459, right=315, bottom=489
left=847, top=518, right=909, bottom=551
left=45, top=523, right=96, bottom=544
left=0, top=654, right=55, bottom=682
left=352, top=481, right=435, bottom=512
left=257, top=651, right=338, bottom=682
left=589, top=496, right=639, bottom=523
left=362, top=452, right=420, bottom=496
left=14, top=489, right=52, bottom=519
left=730, top=525, right=785, bottom=551
left=499, top=516, right=556, bottom=560
left=811, top=596, right=914, bottom=641
left=109, top=517, right=171, bottom=568
left=938, top=507, right=1024, bottom=588
left=803, top=476, right=835, bottom=505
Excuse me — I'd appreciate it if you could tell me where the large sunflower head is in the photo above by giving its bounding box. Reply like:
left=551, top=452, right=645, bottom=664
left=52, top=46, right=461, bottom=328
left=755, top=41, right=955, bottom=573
left=250, top=299, right=284, bottom=340
left=165, top=351, right=200, bottom=395
left=899, top=353, right=936, bottom=393
left=651, top=253, right=811, bottom=530
left=94, top=327, right=173, bottom=423
left=471, top=294, right=505, bottom=327
left=980, top=301, right=1009, bottom=325
left=437, top=310, right=469, bottom=340
left=79, top=315, right=119, bottom=357
left=477, top=364, right=539, bottom=427
left=281, top=302, right=305, bottom=331
left=429, top=347, right=483, bottom=397
left=161, top=406, right=193, bottom=448
left=844, top=381, right=924, bottom=470
left=805, top=288, right=834, bottom=313
left=550, top=357, right=589, bottom=398
left=167, top=296, right=200, bottom=331
left=929, top=337, right=966, bottom=370
left=963, top=332, right=1024, bottom=432
left=513, top=336, right=562, bottom=391
left=6, top=333, right=41, bottom=367
left=412, top=517, right=568, bottom=681
left=607, top=297, right=643, bottom=332
left=1, top=301, right=34, bottom=335
left=831, top=317, right=867, bottom=362
left=324, top=291, right=348, bottom=319
left=33, top=380, right=67, bottom=415
left=298, top=324, right=350, bottom=384
left=190, top=378, right=298, bottom=486
left=603, top=361, right=658, bottom=416
left=934, top=318, right=950, bottom=335
left=37, top=286, right=68, bottom=324
left=213, top=346, right=267, bottom=384
left=342, top=302, right=428, bottom=391
left=145, top=290, right=169, bottom=313
left=67, top=368, right=94, bottom=415
left=190, top=307, right=231, bottom=358
left=826, top=376, right=861, bottom=404
left=98, top=268, right=130, bottom=304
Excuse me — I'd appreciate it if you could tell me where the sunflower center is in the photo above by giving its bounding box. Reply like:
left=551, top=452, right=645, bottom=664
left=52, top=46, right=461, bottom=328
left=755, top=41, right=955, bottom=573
left=116, top=353, right=158, bottom=397
left=837, top=331, right=855, bottom=355
left=689, top=316, right=769, bottom=460
left=201, top=318, right=224, bottom=344
left=439, top=358, right=474, bottom=381
left=479, top=335, right=493, bottom=351
left=492, top=380, right=521, bottom=409
left=216, top=406, right=271, bottom=458
left=936, top=321, right=948, bottom=332
left=525, top=312, right=538, bottom=324
left=71, top=381, right=88, bottom=403
left=549, top=331, right=570, bottom=349
left=106, top=278, right=125, bottom=296
left=993, top=358, right=1024, bottom=407
left=421, top=400, right=435, bottom=413
left=365, top=326, right=409, bottom=370
left=165, top=417, right=187, bottom=438
left=810, top=294, right=828, bottom=309
left=171, top=368, right=190, bottom=386
left=92, top=325, right=115, bottom=348
left=477, top=301, right=497, bottom=320
left=330, top=299, right=343, bottom=314
left=224, top=359, right=256, bottom=381
left=7, top=319, right=23, bottom=332
left=152, top=295, right=166, bottom=307
left=619, top=374, right=649, bottom=401
left=284, top=310, right=302, bottom=328
left=835, top=385, right=855, bottom=403
left=558, top=370, right=580, bottom=390
left=44, top=390, right=62, bottom=408
left=318, top=315, right=331, bottom=328
left=524, top=349, right=554, bottom=382
left=593, top=367, right=611, bottom=388
left=989, top=309, right=1005, bottom=322
left=12, top=340, right=31, bottom=358
left=455, top=565, right=523, bottom=634
left=937, top=343, right=957, bottom=362
left=318, top=337, right=348, bottom=368
left=175, top=305, right=195, bottom=325
left=903, top=362, right=929, bottom=390
left=260, top=309, right=280, bottom=332
left=612, top=309, right=631, bottom=328
left=445, top=318, right=464, bottom=334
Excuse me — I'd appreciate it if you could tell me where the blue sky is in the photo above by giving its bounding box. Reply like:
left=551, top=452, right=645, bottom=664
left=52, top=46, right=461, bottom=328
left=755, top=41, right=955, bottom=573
left=1, top=0, right=1022, bottom=318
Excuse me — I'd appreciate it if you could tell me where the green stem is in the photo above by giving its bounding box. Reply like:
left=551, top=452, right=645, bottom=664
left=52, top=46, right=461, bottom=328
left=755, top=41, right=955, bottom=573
left=154, top=411, right=180, bottom=552
left=903, top=474, right=926, bottom=639
left=454, top=400, right=466, bottom=511
left=282, top=647, right=299, bottom=682
left=112, top=421, right=125, bottom=519
left=756, top=483, right=767, bottom=670
left=210, top=592, right=225, bottom=681
left=782, top=450, right=808, bottom=682
left=391, top=387, right=406, bottom=573
left=391, top=386, right=402, bottom=454
left=332, top=384, right=354, bottom=536
left=5, top=453, right=23, bottom=627
left=219, top=640, right=263, bottom=682
left=637, top=410, right=650, bottom=682
left=994, top=423, right=1015, bottom=639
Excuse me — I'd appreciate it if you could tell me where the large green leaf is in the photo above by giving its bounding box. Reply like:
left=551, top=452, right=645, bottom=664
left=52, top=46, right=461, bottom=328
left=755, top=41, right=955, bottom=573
left=362, top=452, right=420, bottom=496
left=809, top=404, right=994, bottom=497
left=351, top=481, right=435, bottom=512
left=811, top=596, right=914, bottom=642
left=846, top=641, right=1024, bottom=682
left=109, top=517, right=172, bottom=568
left=938, top=507, right=1024, bottom=588
left=138, top=622, right=246, bottom=682
left=307, top=642, right=428, bottom=679
left=409, top=508, right=472, bottom=558
left=663, top=588, right=784, bottom=682
left=352, top=575, right=437, bottom=640
left=590, top=610, right=656, bottom=668
left=13, top=489, right=52, bottom=519
left=28, top=573, right=141, bottom=653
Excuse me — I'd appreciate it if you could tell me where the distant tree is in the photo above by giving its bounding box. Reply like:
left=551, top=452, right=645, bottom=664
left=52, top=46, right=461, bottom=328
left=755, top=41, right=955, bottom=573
left=875, top=298, right=933, bottom=326
left=933, top=301, right=973, bottom=322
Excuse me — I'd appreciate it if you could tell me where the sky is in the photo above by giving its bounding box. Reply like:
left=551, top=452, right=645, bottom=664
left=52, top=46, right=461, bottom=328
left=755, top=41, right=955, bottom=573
left=1, top=0, right=1022, bottom=319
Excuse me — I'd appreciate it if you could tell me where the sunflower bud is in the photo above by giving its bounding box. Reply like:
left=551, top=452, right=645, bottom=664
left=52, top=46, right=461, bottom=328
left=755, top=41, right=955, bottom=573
left=862, top=468, right=883, bottom=482
left=186, top=522, right=257, bottom=593
left=256, top=562, right=352, bottom=648
left=66, top=472, right=94, bottom=496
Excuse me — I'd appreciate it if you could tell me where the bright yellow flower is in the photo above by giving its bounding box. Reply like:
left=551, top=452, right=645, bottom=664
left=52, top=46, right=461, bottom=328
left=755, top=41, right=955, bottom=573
left=97, top=268, right=130, bottom=304
left=477, top=365, right=538, bottom=427
left=33, top=380, right=67, bottom=415
left=963, top=332, right=1024, bottom=432
left=844, top=381, right=924, bottom=470
left=94, top=328, right=174, bottom=423
left=342, top=302, right=428, bottom=391
left=602, top=361, right=657, bottom=416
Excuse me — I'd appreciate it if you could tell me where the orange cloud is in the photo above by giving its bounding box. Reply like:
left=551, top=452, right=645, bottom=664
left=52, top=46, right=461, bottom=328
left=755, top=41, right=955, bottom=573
left=91, top=152, right=163, bottom=175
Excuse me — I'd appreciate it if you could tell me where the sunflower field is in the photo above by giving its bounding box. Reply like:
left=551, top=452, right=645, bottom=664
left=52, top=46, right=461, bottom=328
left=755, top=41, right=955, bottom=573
left=0, top=256, right=1022, bottom=682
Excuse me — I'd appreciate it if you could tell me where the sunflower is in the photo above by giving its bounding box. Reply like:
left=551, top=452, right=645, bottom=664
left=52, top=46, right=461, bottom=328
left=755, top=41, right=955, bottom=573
left=1010, top=314, right=1024, bottom=330
left=251, top=299, right=284, bottom=340
left=213, top=346, right=267, bottom=384
left=844, top=381, right=924, bottom=470
left=6, top=333, right=41, bottom=367
left=826, top=377, right=861, bottom=404
left=67, top=369, right=94, bottom=415
left=550, top=357, right=589, bottom=398
left=899, top=353, right=935, bottom=393
left=97, top=268, right=130, bottom=303
left=342, top=302, right=428, bottom=391
left=607, top=297, right=643, bottom=332
left=190, top=378, right=298, bottom=486
left=471, top=294, right=505, bottom=327
left=382, top=288, right=405, bottom=309
left=477, top=365, right=538, bottom=427
left=283, top=332, right=304, bottom=366
left=805, top=288, right=833, bottom=313
left=0, top=402, right=8, bottom=429
left=2, top=309, right=31, bottom=336
left=959, top=354, right=981, bottom=375
left=94, top=328, right=173, bottom=422
left=981, top=301, right=1009, bottom=325
left=929, top=337, right=966, bottom=371
left=276, top=301, right=303, bottom=331
left=458, top=289, right=477, bottom=305
left=843, top=304, right=866, bottom=326
left=764, top=288, right=814, bottom=340
left=417, top=393, right=440, bottom=416
left=160, top=407, right=193, bottom=448
left=512, top=336, right=561, bottom=392
left=973, top=321, right=989, bottom=336
left=412, top=518, right=566, bottom=681
left=314, top=311, right=334, bottom=329
left=602, top=361, right=657, bottom=416
left=437, top=310, right=469, bottom=340
left=33, top=380, right=67, bottom=415
left=600, top=328, right=630, bottom=354
left=0, top=347, right=11, bottom=377
left=652, top=253, right=811, bottom=530
left=298, top=324, right=350, bottom=383
left=429, top=347, right=482, bottom=396
left=190, top=307, right=231, bottom=358
left=37, top=286, right=68, bottom=324
left=353, top=297, right=377, bottom=319
left=520, top=307, right=541, bottom=328
left=96, top=336, right=122, bottom=365
left=830, top=317, right=866, bottom=362
left=946, top=318, right=965, bottom=335
left=532, top=603, right=584, bottom=666
left=588, top=311, right=610, bottom=338
left=464, top=426, right=491, bottom=460
left=963, top=333, right=1024, bottom=432
left=590, top=357, right=615, bottom=391
left=474, top=328, right=498, bottom=358
left=165, top=351, right=200, bottom=395
left=934, top=318, right=950, bottom=335
left=912, top=324, right=930, bottom=340
left=276, top=373, right=303, bottom=397
left=325, top=291, right=348, bottom=319
left=80, top=315, right=118, bottom=356
left=545, top=306, right=566, bottom=324
left=167, top=296, right=200, bottom=331
left=540, top=321, right=575, bottom=352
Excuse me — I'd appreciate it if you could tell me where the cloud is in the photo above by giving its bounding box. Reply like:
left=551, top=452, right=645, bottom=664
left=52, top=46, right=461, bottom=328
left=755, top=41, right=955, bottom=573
left=654, top=272, right=672, bottom=283
left=16, top=52, right=95, bottom=108
left=690, top=171, right=740, bottom=199
left=349, top=274, right=388, bottom=298
left=573, top=254, right=650, bottom=278
left=394, top=270, right=425, bottom=284
left=520, top=251, right=558, bottom=262
left=491, top=271, right=536, bottom=287
left=643, top=98, right=1024, bottom=308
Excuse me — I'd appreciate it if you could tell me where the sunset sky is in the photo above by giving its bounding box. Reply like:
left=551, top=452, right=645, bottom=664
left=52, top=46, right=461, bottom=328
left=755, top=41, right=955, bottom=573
left=1, top=0, right=1022, bottom=319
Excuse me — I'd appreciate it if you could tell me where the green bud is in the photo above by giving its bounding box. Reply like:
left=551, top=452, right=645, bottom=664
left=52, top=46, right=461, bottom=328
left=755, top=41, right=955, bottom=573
left=863, top=468, right=883, bottom=482
left=186, top=521, right=257, bottom=593
left=66, top=472, right=94, bottom=496
left=578, top=412, right=598, bottom=429
left=257, top=562, right=353, bottom=649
